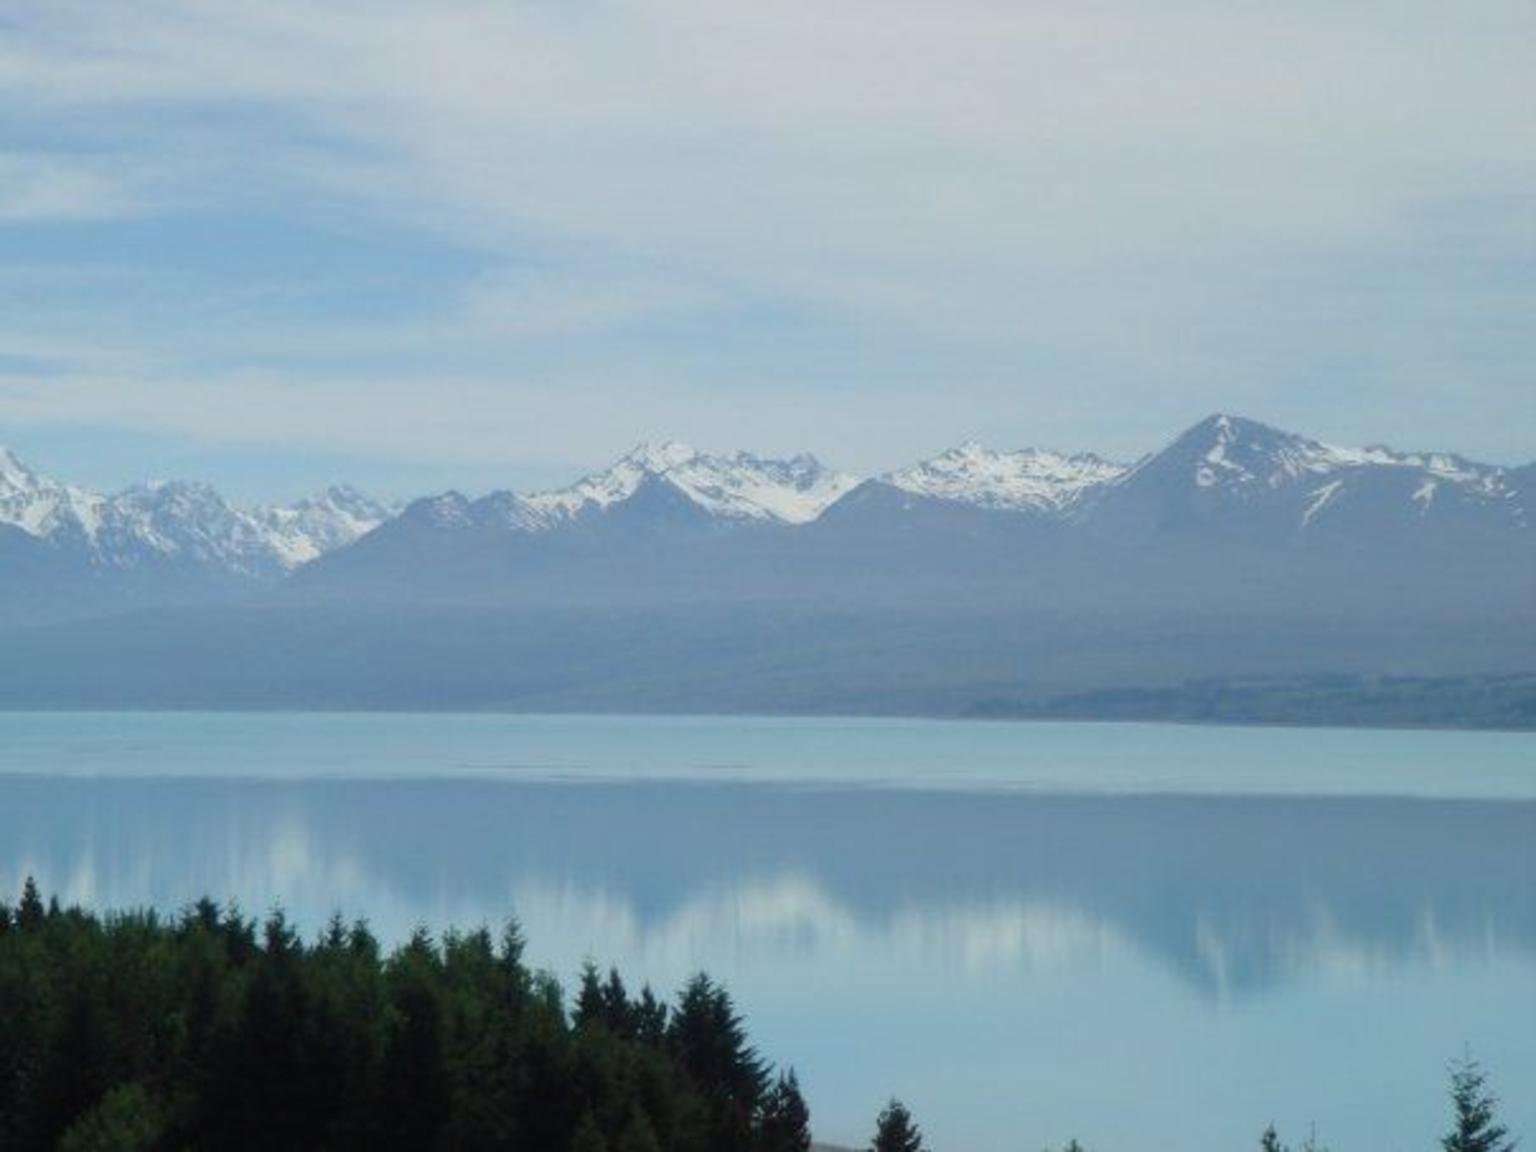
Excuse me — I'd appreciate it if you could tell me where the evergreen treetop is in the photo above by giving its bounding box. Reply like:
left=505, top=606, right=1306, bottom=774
left=758, top=1068, right=812, bottom=1152
left=871, top=1097, right=924, bottom=1152
left=1443, top=1057, right=1516, bottom=1152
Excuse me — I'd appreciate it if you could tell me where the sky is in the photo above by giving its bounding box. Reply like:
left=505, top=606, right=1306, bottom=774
left=1, top=0, right=1533, bottom=502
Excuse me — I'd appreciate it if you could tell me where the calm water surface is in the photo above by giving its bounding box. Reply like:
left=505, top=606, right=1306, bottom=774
left=1, top=713, right=1533, bottom=1151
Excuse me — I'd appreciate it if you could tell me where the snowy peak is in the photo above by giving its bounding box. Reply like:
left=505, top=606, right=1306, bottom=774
left=0, top=447, right=106, bottom=543
left=252, top=486, right=395, bottom=567
left=621, top=440, right=700, bottom=474
left=0, top=446, right=31, bottom=486
left=1154, top=413, right=1506, bottom=494
left=1155, top=413, right=1340, bottom=491
left=0, top=445, right=387, bottom=574
left=522, top=441, right=696, bottom=522
left=664, top=449, right=859, bottom=524
left=1100, top=414, right=1525, bottom=534
left=523, top=443, right=857, bottom=526
left=4, top=417, right=1529, bottom=590
left=104, top=481, right=282, bottom=575
left=98, top=480, right=390, bottom=574
left=886, top=441, right=1126, bottom=514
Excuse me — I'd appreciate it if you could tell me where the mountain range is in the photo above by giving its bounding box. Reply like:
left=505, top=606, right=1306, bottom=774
left=1, top=414, right=1531, bottom=716
left=0, top=447, right=392, bottom=573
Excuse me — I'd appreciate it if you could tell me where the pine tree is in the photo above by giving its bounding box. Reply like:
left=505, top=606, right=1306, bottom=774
left=602, top=967, right=635, bottom=1037
left=1260, top=1125, right=1288, bottom=1152
left=380, top=928, right=449, bottom=1151
left=0, top=885, right=809, bottom=1152
left=1443, top=1057, right=1515, bottom=1152
left=18, top=875, right=45, bottom=930
left=757, top=1068, right=811, bottom=1152
left=669, top=974, right=768, bottom=1152
left=576, top=962, right=606, bottom=1030
left=670, top=974, right=767, bottom=1098
left=870, top=1098, right=923, bottom=1152
left=635, top=986, right=667, bottom=1045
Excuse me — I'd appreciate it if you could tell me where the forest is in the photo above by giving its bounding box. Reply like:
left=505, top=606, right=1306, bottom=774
left=0, top=881, right=1518, bottom=1152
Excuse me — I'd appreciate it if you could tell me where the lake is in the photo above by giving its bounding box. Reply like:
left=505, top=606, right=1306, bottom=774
left=1, top=713, right=1532, bottom=1151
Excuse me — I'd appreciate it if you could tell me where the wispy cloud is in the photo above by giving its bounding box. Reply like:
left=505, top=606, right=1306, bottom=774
left=0, top=153, right=135, bottom=221
left=0, top=0, right=1532, bottom=485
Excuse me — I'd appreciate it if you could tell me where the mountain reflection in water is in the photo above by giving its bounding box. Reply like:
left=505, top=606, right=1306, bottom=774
left=1, top=777, right=1530, bottom=999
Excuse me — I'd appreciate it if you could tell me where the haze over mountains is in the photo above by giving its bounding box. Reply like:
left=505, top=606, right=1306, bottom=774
left=1, top=415, right=1531, bottom=716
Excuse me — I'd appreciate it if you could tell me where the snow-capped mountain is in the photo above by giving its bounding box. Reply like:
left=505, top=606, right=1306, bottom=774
left=251, top=487, right=398, bottom=567
left=387, top=442, right=859, bottom=538
left=0, top=447, right=391, bottom=578
left=99, top=481, right=292, bottom=577
left=1086, top=414, right=1530, bottom=538
left=5, top=418, right=1533, bottom=631
left=4, top=419, right=1532, bottom=708
left=0, top=446, right=108, bottom=546
left=1140, top=413, right=1511, bottom=500
left=885, top=442, right=1127, bottom=515
left=523, top=441, right=858, bottom=527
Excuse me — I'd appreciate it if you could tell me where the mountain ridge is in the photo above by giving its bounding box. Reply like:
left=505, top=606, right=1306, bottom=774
left=0, top=450, right=394, bottom=578
left=5, top=414, right=1530, bottom=561
left=2, top=414, right=1530, bottom=716
left=2, top=414, right=1531, bottom=630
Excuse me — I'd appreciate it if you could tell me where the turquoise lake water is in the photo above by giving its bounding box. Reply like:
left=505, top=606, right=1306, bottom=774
left=1, top=713, right=1532, bottom=1150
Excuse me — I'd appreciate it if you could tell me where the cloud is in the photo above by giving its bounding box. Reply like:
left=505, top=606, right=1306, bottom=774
left=0, top=0, right=1532, bottom=474
left=0, top=360, right=964, bottom=480
left=0, top=153, right=135, bottom=221
left=458, top=267, right=722, bottom=339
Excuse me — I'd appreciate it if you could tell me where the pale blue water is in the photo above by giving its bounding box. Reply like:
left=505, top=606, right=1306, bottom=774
left=3, top=711, right=1534, bottom=797
left=1, top=713, right=1533, bottom=1151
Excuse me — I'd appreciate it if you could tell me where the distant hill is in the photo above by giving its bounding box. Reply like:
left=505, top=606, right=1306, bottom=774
left=972, top=673, right=1536, bottom=731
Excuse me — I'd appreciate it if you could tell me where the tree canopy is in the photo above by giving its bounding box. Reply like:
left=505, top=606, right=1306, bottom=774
left=870, top=1098, right=924, bottom=1152
left=0, top=881, right=802, bottom=1152
left=0, top=882, right=1523, bottom=1152
left=1443, top=1057, right=1516, bottom=1152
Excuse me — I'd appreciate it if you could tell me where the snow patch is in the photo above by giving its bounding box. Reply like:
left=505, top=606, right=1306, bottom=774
left=0, top=446, right=390, bottom=573
left=887, top=442, right=1126, bottom=513
left=1302, top=480, right=1343, bottom=526
left=523, top=442, right=857, bottom=526
left=1171, top=417, right=1521, bottom=529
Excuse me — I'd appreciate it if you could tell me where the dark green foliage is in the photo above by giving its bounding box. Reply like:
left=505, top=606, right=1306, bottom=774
left=577, top=962, right=607, bottom=1031
left=1443, top=1057, right=1515, bottom=1152
left=17, top=877, right=44, bottom=931
left=669, top=973, right=769, bottom=1152
left=5, top=879, right=1524, bottom=1152
left=56, top=1083, right=166, bottom=1152
left=0, top=880, right=799, bottom=1152
left=871, top=1098, right=924, bottom=1152
left=757, top=1068, right=811, bottom=1152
